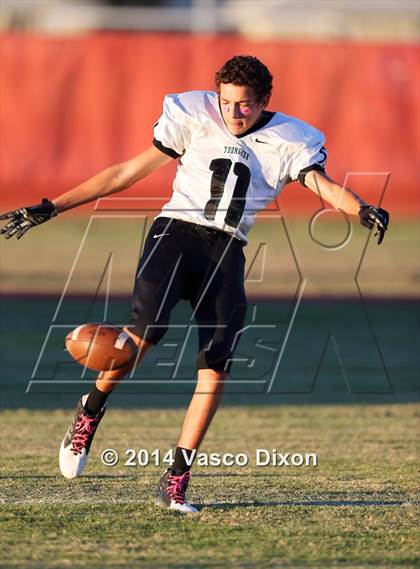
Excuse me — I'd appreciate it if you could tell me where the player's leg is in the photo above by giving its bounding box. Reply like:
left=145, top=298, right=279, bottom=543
left=157, top=231, right=247, bottom=513
left=83, top=329, right=152, bottom=416
left=176, top=369, right=227, bottom=449
left=155, top=369, right=226, bottom=509
left=59, top=331, right=153, bottom=479
left=59, top=217, right=186, bottom=479
left=156, top=369, right=227, bottom=514
left=181, top=233, right=247, bottom=453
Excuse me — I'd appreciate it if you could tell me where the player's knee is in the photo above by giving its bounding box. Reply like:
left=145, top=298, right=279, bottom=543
left=197, top=369, right=228, bottom=393
left=122, top=326, right=152, bottom=349
left=122, top=326, right=155, bottom=372
left=197, top=346, right=233, bottom=375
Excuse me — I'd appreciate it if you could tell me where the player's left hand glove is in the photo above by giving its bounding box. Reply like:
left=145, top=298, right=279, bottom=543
left=358, top=205, right=389, bottom=245
left=0, top=198, right=57, bottom=240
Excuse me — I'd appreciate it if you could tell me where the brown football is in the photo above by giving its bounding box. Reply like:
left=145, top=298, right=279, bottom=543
left=65, top=324, right=137, bottom=371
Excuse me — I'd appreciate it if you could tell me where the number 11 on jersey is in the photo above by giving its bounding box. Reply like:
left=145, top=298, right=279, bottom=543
left=204, top=158, right=251, bottom=228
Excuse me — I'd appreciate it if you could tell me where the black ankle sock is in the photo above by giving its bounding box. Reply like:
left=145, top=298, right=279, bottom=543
left=172, top=447, right=196, bottom=474
left=85, top=386, right=109, bottom=416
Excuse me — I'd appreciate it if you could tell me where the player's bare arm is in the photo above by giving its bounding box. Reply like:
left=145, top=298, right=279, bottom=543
left=304, top=170, right=365, bottom=214
left=304, top=170, right=390, bottom=244
left=0, top=145, right=171, bottom=239
left=53, top=145, right=172, bottom=213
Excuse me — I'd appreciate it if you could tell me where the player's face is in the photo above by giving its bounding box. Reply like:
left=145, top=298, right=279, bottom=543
left=219, top=83, right=267, bottom=136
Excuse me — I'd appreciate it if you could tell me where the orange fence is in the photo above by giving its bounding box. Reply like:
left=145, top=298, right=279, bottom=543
left=1, top=33, right=418, bottom=215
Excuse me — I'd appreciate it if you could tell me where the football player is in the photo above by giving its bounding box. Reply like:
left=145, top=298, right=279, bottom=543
left=1, top=55, right=389, bottom=513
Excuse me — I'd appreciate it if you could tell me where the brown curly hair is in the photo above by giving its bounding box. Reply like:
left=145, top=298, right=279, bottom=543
left=215, top=55, right=273, bottom=103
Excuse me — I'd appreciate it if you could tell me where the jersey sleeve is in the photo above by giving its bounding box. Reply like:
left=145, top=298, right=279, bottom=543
left=287, top=129, right=327, bottom=187
left=153, top=94, right=193, bottom=159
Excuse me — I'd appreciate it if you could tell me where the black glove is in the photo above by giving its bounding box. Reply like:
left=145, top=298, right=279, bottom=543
left=0, top=198, right=57, bottom=240
left=358, top=205, right=389, bottom=245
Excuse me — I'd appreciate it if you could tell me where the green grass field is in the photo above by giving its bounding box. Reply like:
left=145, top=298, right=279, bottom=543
left=1, top=405, right=419, bottom=568
left=0, top=215, right=419, bottom=567
left=0, top=293, right=419, bottom=568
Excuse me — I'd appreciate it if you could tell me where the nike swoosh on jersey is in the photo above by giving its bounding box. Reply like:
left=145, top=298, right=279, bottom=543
left=153, top=233, right=170, bottom=239
left=255, top=138, right=269, bottom=144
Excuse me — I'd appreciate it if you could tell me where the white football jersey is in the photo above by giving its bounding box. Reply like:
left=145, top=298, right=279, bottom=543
left=154, top=90, right=326, bottom=243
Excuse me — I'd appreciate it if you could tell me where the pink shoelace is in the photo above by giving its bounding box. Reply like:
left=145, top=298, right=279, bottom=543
left=71, top=413, right=99, bottom=455
left=167, top=471, right=191, bottom=504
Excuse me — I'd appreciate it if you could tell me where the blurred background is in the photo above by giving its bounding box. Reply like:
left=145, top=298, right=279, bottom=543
left=0, top=0, right=418, bottom=404
left=1, top=0, right=418, bottom=217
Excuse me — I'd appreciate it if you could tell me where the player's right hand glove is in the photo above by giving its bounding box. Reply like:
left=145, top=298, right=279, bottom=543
left=0, top=198, right=57, bottom=240
left=358, top=205, right=389, bottom=245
